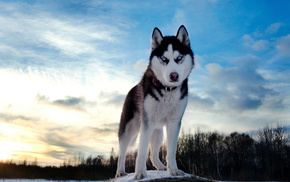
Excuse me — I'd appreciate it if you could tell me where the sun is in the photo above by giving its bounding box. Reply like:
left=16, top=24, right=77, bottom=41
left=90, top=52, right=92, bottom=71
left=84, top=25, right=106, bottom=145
left=0, top=140, right=18, bottom=160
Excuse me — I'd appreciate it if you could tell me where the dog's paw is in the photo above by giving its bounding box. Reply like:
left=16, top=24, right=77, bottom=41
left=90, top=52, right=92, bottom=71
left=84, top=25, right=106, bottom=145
left=156, top=165, right=167, bottom=171
left=115, top=172, right=127, bottom=178
left=168, top=168, right=185, bottom=176
left=153, top=162, right=167, bottom=171
left=134, top=171, right=147, bottom=180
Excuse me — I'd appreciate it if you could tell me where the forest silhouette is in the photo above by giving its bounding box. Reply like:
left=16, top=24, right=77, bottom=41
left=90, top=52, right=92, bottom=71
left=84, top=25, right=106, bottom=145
left=0, top=124, right=289, bottom=181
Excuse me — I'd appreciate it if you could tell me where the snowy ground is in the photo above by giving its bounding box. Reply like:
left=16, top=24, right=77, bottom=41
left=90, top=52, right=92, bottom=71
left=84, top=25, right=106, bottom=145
left=0, top=170, right=209, bottom=182
left=111, top=170, right=193, bottom=182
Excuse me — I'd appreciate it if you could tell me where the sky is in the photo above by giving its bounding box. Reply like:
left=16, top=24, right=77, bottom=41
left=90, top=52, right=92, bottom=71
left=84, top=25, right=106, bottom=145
left=0, top=0, right=289, bottom=166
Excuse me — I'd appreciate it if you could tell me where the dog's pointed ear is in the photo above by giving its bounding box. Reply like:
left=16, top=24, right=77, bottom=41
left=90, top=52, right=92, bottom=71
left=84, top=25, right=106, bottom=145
left=151, top=27, right=163, bottom=50
left=176, top=25, right=190, bottom=47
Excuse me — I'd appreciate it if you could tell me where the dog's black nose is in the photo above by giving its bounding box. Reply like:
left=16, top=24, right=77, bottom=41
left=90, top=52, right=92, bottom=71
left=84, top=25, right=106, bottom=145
left=169, top=72, right=179, bottom=82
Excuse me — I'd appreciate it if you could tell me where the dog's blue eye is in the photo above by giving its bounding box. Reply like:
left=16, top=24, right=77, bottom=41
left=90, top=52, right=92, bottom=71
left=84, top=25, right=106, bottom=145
left=160, top=56, right=168, bottom=63
left=176, top=55, right=183, bottom=63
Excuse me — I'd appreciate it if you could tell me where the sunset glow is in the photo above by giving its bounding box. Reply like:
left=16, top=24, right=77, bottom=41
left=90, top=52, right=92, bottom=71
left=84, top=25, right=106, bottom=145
left=0, top=141, right=14, bottom=160
left=0, top=140, right=29, bottom=161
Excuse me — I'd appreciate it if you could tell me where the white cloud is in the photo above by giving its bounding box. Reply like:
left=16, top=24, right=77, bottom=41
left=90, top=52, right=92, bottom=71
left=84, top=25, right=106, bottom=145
left=199, top=55, right=276, bottom=113
left=252, top=39, right=270, bottom=51
left=205, top=63, right=222, bottom=75
left=276, top=34, right=290, bottom=56
left=99, top=91, right=126, bottom=107
left=0, top=1, right=132, bottom=70
left=0, top=111, right=119, bottom=165
left=0, top=61, right=136, bottom=159
left=133, top=59, right=148, bottom=72
left=265, top=23, right=282, bottom=34
left=0, top=66, right=129, bottom=164
left=241, top=23, right=284, bottom=52
left=183, top=55, right=290, bottom=133
left=192, top=54, right=203, bottom=70
left=43, top=31, right=95, bottom=56
left=242, top=34, right=270, bottom=51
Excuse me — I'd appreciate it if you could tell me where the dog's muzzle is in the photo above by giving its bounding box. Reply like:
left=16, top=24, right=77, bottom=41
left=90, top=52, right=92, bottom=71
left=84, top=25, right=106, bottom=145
left=169, top=72, right=179, bottom=82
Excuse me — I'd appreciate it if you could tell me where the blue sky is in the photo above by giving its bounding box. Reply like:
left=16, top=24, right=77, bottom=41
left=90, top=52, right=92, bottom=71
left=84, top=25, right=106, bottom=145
left=0, top=0, right=289, bottom=165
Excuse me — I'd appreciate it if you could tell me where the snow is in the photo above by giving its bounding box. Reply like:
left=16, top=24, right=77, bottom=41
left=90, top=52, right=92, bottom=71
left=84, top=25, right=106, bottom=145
left=0, top=170, right=196, bottom=182
left=111, top=170, right=193, bottom=182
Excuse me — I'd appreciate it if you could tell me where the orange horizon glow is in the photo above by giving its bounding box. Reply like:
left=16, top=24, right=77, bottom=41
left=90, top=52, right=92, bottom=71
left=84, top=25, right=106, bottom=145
left=0, top=139, right=65, bottom=166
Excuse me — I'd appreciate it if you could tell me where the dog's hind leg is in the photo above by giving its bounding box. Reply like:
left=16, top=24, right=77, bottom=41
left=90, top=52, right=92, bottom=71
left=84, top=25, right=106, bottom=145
left=116, top=118, right=140, bottom=178
left=150, top=129, right=166, bottom=171
left=116, top=135, right=130, bottom=177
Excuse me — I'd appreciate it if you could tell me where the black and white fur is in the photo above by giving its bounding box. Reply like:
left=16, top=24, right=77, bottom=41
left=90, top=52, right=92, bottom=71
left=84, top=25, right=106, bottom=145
left=116, top=25, right=194, bottom=180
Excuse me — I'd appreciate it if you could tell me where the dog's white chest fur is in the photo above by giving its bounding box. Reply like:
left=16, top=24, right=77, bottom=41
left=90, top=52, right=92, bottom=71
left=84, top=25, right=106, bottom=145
left=144, top=89, right=187, bottom=127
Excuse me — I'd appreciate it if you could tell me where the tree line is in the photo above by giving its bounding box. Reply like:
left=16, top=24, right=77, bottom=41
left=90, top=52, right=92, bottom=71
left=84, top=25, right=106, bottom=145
left=0, top=124, right=289, bottom=181
left=123, top=124, right=290, bottom=181
left=0, top=149, right=117, bottom=180
left=175, top=125, right=290, bottom=180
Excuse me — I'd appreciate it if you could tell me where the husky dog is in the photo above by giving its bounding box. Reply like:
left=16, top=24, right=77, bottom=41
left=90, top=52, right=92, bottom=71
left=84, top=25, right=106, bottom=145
left=116, top=25, right=194, bottom=180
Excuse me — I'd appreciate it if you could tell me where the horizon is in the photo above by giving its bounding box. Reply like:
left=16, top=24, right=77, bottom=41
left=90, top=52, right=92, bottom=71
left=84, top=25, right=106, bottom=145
left=0, top=0, right=289, bottom=166
left=1, top=123, right=288, bottom=167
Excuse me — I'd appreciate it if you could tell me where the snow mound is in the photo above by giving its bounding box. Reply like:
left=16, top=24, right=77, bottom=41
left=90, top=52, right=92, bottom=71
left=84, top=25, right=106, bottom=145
left=112, top=170, right=192, bottom=182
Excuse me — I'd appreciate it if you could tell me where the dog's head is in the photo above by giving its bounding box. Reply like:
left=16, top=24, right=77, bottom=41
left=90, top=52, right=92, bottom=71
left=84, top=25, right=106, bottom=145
left=149, top=25, right=194, bottom=87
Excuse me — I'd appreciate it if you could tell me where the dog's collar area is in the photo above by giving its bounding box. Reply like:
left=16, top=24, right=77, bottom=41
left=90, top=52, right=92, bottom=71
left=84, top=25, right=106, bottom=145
left=152, top=78, right=177, bottom=91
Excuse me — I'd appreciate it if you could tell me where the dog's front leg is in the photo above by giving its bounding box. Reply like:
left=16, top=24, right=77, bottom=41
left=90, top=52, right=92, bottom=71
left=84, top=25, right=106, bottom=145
left=166, top=120, right=185, bottom=176
left=134, top=121, right=153, bottom=180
